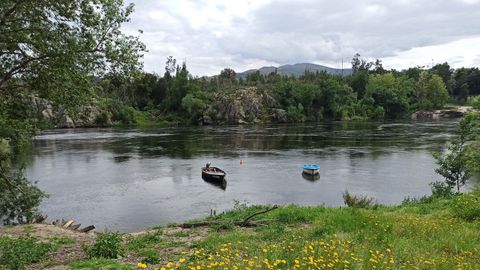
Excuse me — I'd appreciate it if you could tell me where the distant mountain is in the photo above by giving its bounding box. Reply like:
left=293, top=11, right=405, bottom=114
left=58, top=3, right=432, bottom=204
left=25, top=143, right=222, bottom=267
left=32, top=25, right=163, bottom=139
left=236, top=63, right=352, bottom=78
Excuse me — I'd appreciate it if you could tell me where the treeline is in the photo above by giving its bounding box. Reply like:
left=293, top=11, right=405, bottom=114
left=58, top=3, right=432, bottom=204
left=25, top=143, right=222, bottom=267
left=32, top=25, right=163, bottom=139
left=100, top=55, right=480, bottom=124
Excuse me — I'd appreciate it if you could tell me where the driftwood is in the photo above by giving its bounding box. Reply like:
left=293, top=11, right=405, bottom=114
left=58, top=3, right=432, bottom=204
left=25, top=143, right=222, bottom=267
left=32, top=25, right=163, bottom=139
left=79, top=225, right=95, bottom=233
left=63, top=220, right=74, bottom=228
left=69, top=223, right=81, bottom=230
left=37, top=218, right=95, bottom=233
left=181, top=205, right=278, bottom=228
left=36, top=215, right=48, bottom=224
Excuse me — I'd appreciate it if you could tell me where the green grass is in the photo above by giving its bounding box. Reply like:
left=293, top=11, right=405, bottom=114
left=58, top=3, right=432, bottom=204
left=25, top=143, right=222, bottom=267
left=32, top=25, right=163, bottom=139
left=149, top=189, right=480, bottom=269
left=50, top=236, right=76, bottom=246
left=8, top=188, right=477, bottom=269
left=70, top=258, right=134, bottom=270
left=0, top=236, right=54, bottom=270
left=125, top=228, right=163, bottom=253
left=167, top=231, right=190, bottom=238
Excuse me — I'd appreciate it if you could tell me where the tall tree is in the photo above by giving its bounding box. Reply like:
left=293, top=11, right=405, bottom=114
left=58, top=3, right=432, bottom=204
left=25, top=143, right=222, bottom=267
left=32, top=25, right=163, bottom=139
left=219, top=68, right=236, bottom=83
left=364, top=74, right=413, bottom=118
left=351, top=53, right=373, bottom=73
left=0, top=0, right=145, bottom=223
left=434, top=112, right=480, bottom=192
left=348, top=71, right=369, bottom=99
left=430, top=62, right=452, bottom=87
left=1, top=0, right=145, bottom=106
left=414, top=72, right=449, bottom=110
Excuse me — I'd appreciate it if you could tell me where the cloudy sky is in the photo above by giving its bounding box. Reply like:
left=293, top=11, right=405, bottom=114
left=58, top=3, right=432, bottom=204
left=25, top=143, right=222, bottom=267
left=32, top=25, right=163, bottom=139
left=122, top=0, right=480, bottom=76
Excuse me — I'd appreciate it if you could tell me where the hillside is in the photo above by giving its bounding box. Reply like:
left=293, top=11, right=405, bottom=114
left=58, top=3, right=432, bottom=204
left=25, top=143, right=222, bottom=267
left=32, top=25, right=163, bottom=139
left=236, top=63, right=353, bottom=78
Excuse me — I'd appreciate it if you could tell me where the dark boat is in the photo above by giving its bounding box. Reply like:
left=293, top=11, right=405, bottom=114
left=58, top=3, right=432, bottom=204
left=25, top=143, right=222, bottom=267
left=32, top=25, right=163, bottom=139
left=201, top=166, right=226, bottom=182
left=302, top=171, right=320, bottom=182
left=204, top=178, right=227, bottom=190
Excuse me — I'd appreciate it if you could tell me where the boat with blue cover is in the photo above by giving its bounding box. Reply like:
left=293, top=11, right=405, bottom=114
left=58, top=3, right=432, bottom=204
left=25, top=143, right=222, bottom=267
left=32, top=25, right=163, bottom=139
left=303, top=164, right=320, bottom=175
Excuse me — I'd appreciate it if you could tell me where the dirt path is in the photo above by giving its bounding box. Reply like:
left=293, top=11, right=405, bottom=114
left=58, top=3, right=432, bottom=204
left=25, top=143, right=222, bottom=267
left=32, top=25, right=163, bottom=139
left=0, top=224, right=210, bottom=269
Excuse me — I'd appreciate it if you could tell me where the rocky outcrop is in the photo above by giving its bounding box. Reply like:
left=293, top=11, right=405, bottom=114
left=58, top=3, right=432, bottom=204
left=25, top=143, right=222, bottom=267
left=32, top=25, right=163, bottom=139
left=203, top=87, right=286, bottom=124
left=411, top=106, right=473, bottom=120
left=29, top=96, right=111, bottom=128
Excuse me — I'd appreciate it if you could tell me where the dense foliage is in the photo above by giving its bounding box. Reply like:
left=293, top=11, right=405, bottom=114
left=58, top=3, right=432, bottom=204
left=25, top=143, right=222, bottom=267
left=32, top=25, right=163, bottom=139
left=99, top=56, right=480, bottom=125
left=434, top=111, right=480, bottom=192
left=0, top=0, right=144, bottom=223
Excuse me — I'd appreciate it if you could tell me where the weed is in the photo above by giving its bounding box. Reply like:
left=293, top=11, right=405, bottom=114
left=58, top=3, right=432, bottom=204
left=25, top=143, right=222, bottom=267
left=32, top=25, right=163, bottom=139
left=84, top=232, right=122, bottom=259
left=138, top=248, right=160, bottom=264
left=0, top=236, right=52, bottom=270
left=343, top=190, right=377, bottom=208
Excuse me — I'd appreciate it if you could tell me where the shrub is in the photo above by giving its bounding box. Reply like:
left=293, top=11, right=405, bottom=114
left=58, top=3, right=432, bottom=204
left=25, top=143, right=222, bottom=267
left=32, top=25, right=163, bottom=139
left=429, top=181, right=454, bottom=198
left=0, top=167, right=47, bottom=225
left=0, top=236, right=52, bottom=270
left=452, top=191, right=480, bottom=221
left=116, top=107, right=137, bottom=125
left=468, top=95, right=480, bottom=110
left=343, top=190, right=377, bottom=208
left=94, top=111, right=111, bottom=127
left=85, top=232, right=122, bottom=259
left=402, top=195, right=433, bottom=205
left=286, top=104, right=306, bottom=122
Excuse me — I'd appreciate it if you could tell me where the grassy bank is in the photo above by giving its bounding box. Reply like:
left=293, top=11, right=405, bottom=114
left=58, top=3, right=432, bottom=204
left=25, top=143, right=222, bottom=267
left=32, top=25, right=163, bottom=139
left=1, top=189, right=480, bottom=269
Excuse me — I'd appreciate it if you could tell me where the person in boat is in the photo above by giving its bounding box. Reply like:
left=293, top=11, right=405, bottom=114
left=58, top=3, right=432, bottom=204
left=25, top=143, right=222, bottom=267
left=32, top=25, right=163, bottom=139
left=205, top=162, right=214, bottom=172
left=205, top=162, right=219, bottom=172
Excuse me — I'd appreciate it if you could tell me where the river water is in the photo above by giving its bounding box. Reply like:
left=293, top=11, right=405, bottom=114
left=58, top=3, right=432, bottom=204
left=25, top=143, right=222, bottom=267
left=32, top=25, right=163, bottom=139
left=26, top=120, right=460, bottom=232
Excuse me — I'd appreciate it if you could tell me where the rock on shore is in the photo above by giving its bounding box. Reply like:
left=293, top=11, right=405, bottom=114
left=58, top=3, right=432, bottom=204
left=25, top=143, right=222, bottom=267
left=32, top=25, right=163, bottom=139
left=411, top=106, right=473, bottom=120
left=29, top=95, right=111, bottom=128
left=203, top=87, right=287, bottom=125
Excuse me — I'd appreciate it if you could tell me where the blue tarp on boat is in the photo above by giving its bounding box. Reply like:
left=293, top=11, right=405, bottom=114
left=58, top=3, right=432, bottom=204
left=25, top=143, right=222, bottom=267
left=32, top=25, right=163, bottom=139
left=303, top=164, right=320, bottom=170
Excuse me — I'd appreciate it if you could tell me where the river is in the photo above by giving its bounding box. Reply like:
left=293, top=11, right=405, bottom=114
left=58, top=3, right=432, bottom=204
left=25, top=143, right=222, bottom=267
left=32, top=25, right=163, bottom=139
left=26, top=120, right=461, bottom=232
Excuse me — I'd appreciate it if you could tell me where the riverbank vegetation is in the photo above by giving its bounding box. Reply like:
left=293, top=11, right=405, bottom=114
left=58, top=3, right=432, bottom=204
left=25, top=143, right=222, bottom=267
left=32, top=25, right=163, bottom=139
left=1, top=186, right=480, bottom=269
left=94, top=56, right=480, bottom=126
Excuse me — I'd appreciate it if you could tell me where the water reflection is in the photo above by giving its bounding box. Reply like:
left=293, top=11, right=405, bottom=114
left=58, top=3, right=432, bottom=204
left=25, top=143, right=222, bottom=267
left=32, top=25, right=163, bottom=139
left=113, top=155, right=131, bottom=163
left=203, top=179, right=227, bottom=190
left=302, top=172, right=321, bottom=182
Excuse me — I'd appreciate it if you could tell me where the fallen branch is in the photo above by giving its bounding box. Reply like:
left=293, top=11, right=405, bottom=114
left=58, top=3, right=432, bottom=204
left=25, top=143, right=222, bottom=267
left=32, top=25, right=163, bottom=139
left=180, top=205, right=278, bottom=228
left=240, top=205, right=278, bottom=226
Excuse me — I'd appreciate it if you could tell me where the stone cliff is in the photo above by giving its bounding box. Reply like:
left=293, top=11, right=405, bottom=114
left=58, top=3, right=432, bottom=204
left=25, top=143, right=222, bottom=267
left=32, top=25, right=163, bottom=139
left=202, top=87, right=287, bottom=125
left=29, top=96, right=110, bottom=128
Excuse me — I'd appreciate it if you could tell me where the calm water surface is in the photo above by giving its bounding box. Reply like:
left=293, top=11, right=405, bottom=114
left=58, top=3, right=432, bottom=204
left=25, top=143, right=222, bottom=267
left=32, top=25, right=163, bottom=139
left=26, top=121, right=460, bottom=231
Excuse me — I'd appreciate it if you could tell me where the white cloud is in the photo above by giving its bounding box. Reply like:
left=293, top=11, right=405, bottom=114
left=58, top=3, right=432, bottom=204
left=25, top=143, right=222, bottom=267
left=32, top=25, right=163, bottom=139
left=123, top=0, right=480, bottom=76
left=382, top=37, right=480, bottom=69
